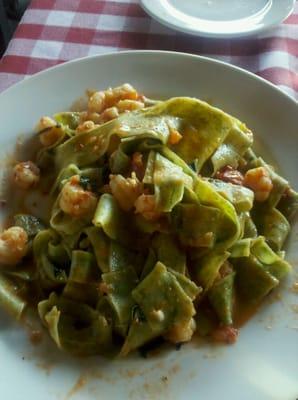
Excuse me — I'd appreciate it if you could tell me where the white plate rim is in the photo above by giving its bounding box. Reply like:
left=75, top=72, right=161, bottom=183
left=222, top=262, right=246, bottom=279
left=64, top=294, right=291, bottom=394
left=0, top=50, right=296, bottom=107
left=139, top=0, right=295, bottom=38
left=0, top=50, right=297, bottom=400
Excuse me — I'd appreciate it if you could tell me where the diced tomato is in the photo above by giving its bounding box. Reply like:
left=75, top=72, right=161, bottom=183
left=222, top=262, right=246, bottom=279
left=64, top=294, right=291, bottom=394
left=168, top=129, right=182, bottom=145
left=211, top=326, right=238, bottom=344
left=216, top=165, right=244, bottom=186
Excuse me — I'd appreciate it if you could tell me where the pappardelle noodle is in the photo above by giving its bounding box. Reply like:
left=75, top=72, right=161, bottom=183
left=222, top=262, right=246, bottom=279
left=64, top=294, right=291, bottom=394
left=0, top=84, right=297, bottom=357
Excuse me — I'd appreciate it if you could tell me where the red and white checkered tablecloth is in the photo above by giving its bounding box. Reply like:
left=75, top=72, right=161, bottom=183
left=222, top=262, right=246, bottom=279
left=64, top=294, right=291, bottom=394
left=0, top=0, right=297, bottom=98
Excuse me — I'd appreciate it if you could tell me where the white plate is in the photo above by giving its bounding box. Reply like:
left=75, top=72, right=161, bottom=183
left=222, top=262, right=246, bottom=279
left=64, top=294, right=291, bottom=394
left=140, top=0, right=295, bottom=38
left=0, top=51, right=297, bottom=400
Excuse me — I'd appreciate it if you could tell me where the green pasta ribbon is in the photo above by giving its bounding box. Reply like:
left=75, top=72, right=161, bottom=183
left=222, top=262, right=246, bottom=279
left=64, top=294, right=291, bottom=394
left=121, top=262, right=199, bottom=355
left=38, top=293, right=113, bottom=356
left=231, top=236, right=291, bottom=303
left=3, top=95, right=295, bottom=357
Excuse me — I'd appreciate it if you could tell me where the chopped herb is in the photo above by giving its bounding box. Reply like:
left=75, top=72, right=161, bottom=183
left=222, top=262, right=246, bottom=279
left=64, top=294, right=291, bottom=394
left=131, top=304, right=146, bottom=323
left=14, top=214, right=45, bottom=238
left=79, top=176, right=92, bottom=191
left=175, top=343, right=182, bottom=351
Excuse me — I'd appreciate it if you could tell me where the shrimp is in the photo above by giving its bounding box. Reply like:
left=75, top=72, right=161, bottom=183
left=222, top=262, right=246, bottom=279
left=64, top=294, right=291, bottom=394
left=13, top=161, right=40, bottom=189
left=76, top=120, right=99, bottom=133
left=134, top=194, right=161, bottom=221
left=99, top=107, right=119, bottom=123
left=105, top=83, right=138, bottom=106
left=109, top=173, right=143, bottom=211
left=0, top=227, right=28, bottom=266
left=88, top=84, right=139, bottom=114
left=59, top=175, right=97, bottom=217
left=116, top=99, right=144, bottom=112
left=36, top=116, right=56, bottom=132
left=36, top=116, right=63, bottom=147
left=88, top=91, right=106, bottom=113
left=243, top=167, right=273, bottom=201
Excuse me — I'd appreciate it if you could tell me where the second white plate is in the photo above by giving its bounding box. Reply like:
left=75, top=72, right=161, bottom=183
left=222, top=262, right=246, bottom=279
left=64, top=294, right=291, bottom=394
left=140, top=0, right=295, bottom=38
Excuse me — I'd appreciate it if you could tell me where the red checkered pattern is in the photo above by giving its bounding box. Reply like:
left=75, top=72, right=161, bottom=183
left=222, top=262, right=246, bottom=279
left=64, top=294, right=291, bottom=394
left=0, top=0, right=297, bottom=98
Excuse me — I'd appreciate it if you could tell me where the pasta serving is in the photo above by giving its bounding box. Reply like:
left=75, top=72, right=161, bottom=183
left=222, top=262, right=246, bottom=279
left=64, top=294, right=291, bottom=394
left=0, top=84, right=297, bottom=357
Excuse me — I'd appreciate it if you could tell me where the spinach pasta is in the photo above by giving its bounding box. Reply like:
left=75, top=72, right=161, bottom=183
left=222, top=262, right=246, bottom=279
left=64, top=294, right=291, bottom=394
left=0, top=84, right=297, bottom=357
